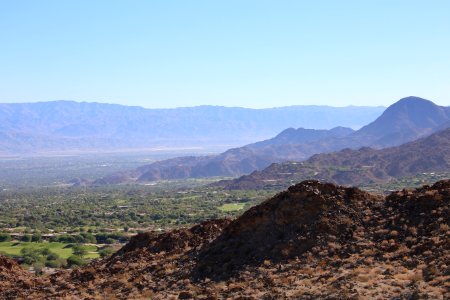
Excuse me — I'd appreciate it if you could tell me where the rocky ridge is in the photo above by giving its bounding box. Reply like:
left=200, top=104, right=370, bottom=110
left=218, top=127, right=450, bottom=190
left=1, top=180, right=449, bottom=299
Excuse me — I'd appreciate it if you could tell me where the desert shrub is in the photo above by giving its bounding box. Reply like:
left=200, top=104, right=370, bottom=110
left=67, top=255, right=86, bottom=267
left=99, top=247, right=115, bottom=258
left=21, top=247, right=41, bottom=265
left=33, top=262, right=44, bottom=275
left=45, top=258, right=67, bottom=268
left=46, top=252, right=60, bottom=261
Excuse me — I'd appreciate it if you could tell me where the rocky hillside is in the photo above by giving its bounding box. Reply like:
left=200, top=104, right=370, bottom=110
left=219, top=127, right=450, bottom=190
left=1, top=180, right=449, bottom=299
left=93, top=96, right=450, bottom=185
left=0, top=255, right=42, bottom=299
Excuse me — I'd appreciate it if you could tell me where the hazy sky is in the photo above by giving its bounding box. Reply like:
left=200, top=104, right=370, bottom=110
left=1, top=0, right=449, bottom=108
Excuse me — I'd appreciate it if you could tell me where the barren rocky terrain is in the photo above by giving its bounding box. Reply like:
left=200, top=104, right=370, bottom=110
left=1, top=180, right=449, bottom=299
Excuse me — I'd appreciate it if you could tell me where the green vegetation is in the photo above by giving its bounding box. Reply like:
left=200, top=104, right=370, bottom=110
left=0, top=241, right=99, bottom=271
left=0, top=159, right=273, bottom=270
left=67, top=255, right=86, bottom=267
left=0, top=241, right=99, bottom=259
left=99, top=247, right=115, bottom=258
left=218, top=203, right=246, bottom=212
left=0, top=184, right=272, bottom=233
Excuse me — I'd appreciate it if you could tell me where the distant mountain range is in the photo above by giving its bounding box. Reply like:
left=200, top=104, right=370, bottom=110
left=92, top=126, right=356, bottom=184
left=218, top=127, right=450, bottom=190
left=0, top=101, right=384, bottom=155
left=92, top=96, right=450, bottom=185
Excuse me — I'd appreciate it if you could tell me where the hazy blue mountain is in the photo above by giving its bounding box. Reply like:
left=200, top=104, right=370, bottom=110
left=93, top=96, right=450, bottom=184
left=248, top=126, right=354, bottom=149
left=0, top=101, right=384, bottom=155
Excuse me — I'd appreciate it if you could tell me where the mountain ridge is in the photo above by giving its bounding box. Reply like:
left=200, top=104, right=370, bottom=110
left=93, top=96, right=450, bottom=185
left=0, top=101, right=384, bottom=155
left=219, top=127, right=450, bottom=190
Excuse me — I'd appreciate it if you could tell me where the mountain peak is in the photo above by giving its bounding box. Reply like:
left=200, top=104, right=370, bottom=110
left=354, top=96, right=450, bottom=147
left=388, top=96, right=438, bottom=110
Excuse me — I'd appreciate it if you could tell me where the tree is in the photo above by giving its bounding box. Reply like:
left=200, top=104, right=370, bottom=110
left=99, top=247, right=115, bottom=258
left=31, top=233, right=42, bottom=243
left=21, top=247, right=41, bottom=265
left=72, top=244, right=88, bottom=258
left=56, top=234, right=77, bottom=243
left=46, top=252, right=60, bottom=261
left=41, top=247, right=51, bottom=256
left=105, top=238, right=115, bottom=244
left=80, top=232, right=97, bottom=244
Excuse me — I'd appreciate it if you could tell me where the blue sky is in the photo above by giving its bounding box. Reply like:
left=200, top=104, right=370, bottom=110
left=1, top=0, right=449, bottom=108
